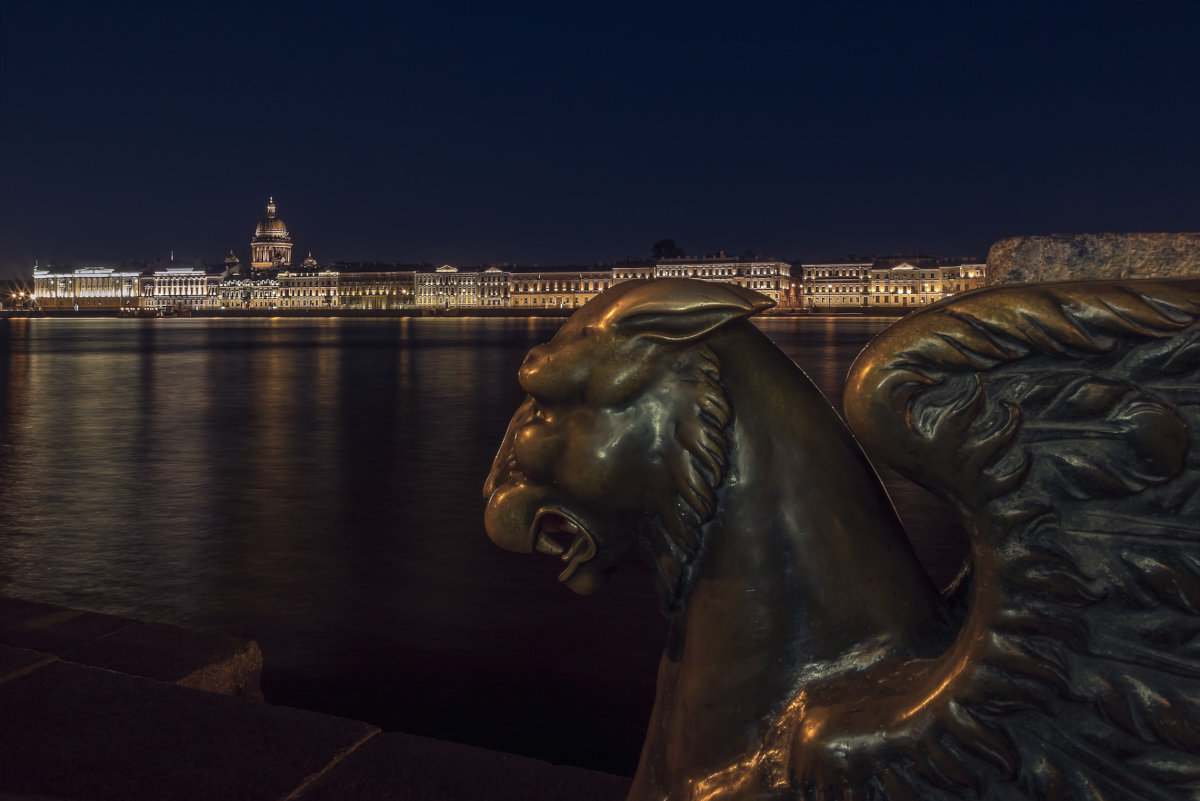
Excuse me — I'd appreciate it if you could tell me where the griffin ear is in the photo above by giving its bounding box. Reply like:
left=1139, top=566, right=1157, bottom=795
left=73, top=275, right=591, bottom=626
left=608, top=279, right=775, bottom=343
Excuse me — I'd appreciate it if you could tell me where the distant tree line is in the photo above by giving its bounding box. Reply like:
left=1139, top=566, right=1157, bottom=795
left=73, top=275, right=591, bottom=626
left=651, top=239, right=685, bottom=259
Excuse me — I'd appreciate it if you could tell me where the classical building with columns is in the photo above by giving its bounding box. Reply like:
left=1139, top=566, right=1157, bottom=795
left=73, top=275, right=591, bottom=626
left=142, top=265, right=220, bottom=310
left=415, top=266, right=480, bottom=309
left=867, top=259, right=987, bottom=310
left=278, top=254, right=339, bottom=309
left=508, top=269, right=614, bottom=309
left=801, top=262, right=872, bottom=310
left=32, top=266, right=141, bottom=311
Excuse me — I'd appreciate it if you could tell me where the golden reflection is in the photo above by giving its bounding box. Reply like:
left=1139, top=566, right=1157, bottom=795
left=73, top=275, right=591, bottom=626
left=689, top=692, right=808, bottom=801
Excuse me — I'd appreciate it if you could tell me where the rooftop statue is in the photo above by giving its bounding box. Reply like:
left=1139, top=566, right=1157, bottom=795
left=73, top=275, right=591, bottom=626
left=482, top=277, right=1200, bottom=801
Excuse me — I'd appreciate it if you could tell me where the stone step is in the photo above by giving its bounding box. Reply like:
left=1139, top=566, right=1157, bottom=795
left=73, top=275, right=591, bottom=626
left=0, top=597, right=260, bottom=698
left=0, top=654, right=377, bottom=801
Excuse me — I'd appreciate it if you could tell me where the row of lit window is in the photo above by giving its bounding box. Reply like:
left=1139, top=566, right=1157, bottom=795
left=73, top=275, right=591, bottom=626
left=874, top=285, right=939, bottom=292
left=807, top=268, right=869, bottom=278
left=513, top=282, right=610, bottom=292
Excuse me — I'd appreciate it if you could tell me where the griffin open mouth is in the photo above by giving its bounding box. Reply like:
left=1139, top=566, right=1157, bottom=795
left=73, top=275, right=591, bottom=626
left=532, top=509, right=597, bottom=583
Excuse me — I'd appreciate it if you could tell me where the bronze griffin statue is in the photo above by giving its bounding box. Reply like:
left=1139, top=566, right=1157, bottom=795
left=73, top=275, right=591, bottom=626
left=482, top=277, right=1200, bottom=801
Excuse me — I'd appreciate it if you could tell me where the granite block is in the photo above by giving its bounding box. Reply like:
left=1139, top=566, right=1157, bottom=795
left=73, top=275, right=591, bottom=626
left=295, top=731, right=632, bottom=801
left=62, top=620, right=263, bottom=699
left=0, top=645, right=54, bottom=686
left=0, top=598, right=132, bottom=656
left=0, top=659, right=378, bottom=801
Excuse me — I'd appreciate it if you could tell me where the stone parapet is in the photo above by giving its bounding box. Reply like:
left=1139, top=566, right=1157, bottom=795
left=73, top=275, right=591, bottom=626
left=987, top=232, right=1200, bottom=284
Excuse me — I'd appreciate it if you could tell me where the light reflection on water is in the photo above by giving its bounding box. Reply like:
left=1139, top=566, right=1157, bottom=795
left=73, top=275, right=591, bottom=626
left=0, top=315, right=966, bottom=774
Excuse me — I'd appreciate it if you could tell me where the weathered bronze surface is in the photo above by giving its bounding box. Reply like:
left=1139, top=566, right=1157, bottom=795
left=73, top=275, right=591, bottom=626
left=483, top=277, right=1200, bottom=800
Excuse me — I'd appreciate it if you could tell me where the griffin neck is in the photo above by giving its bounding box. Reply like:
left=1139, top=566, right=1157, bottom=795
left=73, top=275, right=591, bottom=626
left=631, top=322, right=941, bottom=800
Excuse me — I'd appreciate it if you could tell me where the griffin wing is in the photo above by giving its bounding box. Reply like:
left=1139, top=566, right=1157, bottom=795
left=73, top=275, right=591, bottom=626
left=810, top=279, right=1200, bottom=801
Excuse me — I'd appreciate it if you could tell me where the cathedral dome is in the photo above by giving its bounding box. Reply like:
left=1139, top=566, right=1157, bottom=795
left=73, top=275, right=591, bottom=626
left=255, top=217, right=289, bottom=236
left=250, top=197, right=294, bottom=271
left=253, top=197, right=291, bottom=241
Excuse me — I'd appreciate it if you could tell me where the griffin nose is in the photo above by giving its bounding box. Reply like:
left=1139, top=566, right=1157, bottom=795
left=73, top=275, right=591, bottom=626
left=517, top=345, right=548, bottom=392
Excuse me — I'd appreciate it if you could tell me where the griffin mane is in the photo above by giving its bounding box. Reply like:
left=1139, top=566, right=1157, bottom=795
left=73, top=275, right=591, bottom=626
left=652, top=342, right=732, bottom=611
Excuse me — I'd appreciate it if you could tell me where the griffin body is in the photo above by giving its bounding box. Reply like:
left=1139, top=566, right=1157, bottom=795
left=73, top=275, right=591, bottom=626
left=483, top=278, right=1200, bottom=801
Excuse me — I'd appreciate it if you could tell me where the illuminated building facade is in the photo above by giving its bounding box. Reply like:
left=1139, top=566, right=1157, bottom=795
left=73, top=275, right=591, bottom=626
left=278, top=259, right=339, bottom=308
left=250, top=198, right=292, bottom=272
left=23, top=257, right=988, bottom=314
left=33, top=267, right=141, bottom=311
left=867, top=260, right=987, bottom=309
left=338, top=271, right=416, bottom=309
left=415, top=266, right=480, bottom=309
left=651, top=256, right=791, bottom=305
left=796, top=260, right=988, bottom=311
left=509, top=270, right=613, bottom=309
left=938, top=264, right=988, bottom=296
left=479, top=267, right=510, bottom=307
left=612, top=264, right=655, bottom=282
left=801, top=262, right=872, bottom=310
left=218, top=277, right=278, bottom=309
left=869, top=262, right=937, bottom=309
left=143, top=265, right=219, bottom=310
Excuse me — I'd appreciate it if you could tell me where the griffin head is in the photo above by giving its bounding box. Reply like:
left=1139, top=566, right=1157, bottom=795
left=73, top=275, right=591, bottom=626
left=482, top=279, right=772, bottom=597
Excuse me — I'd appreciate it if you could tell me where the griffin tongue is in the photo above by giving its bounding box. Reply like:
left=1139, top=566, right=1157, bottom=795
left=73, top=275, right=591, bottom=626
left=535, top=531, right=565, bottom=555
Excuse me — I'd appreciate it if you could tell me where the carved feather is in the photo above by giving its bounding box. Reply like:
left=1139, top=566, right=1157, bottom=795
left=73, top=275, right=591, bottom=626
left=835, top=279, right=1200, bottom=801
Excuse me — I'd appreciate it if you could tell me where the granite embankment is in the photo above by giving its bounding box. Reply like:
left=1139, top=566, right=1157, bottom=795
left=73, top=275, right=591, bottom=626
left=0, top=596, right=630, bottom=801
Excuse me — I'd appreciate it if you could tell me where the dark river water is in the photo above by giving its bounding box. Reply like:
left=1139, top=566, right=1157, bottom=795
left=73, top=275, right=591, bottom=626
left=0, top=315, right=965, bottom=775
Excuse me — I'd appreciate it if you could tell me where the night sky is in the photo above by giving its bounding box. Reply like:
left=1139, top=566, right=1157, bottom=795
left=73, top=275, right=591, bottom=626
left=2, top=1, right=1197, bottom=279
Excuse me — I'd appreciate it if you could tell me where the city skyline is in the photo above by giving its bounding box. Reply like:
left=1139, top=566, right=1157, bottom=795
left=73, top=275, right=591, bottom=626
left=9, top=194, right=982, bottom=278
left=3, top=3, right=1198, bottom=280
